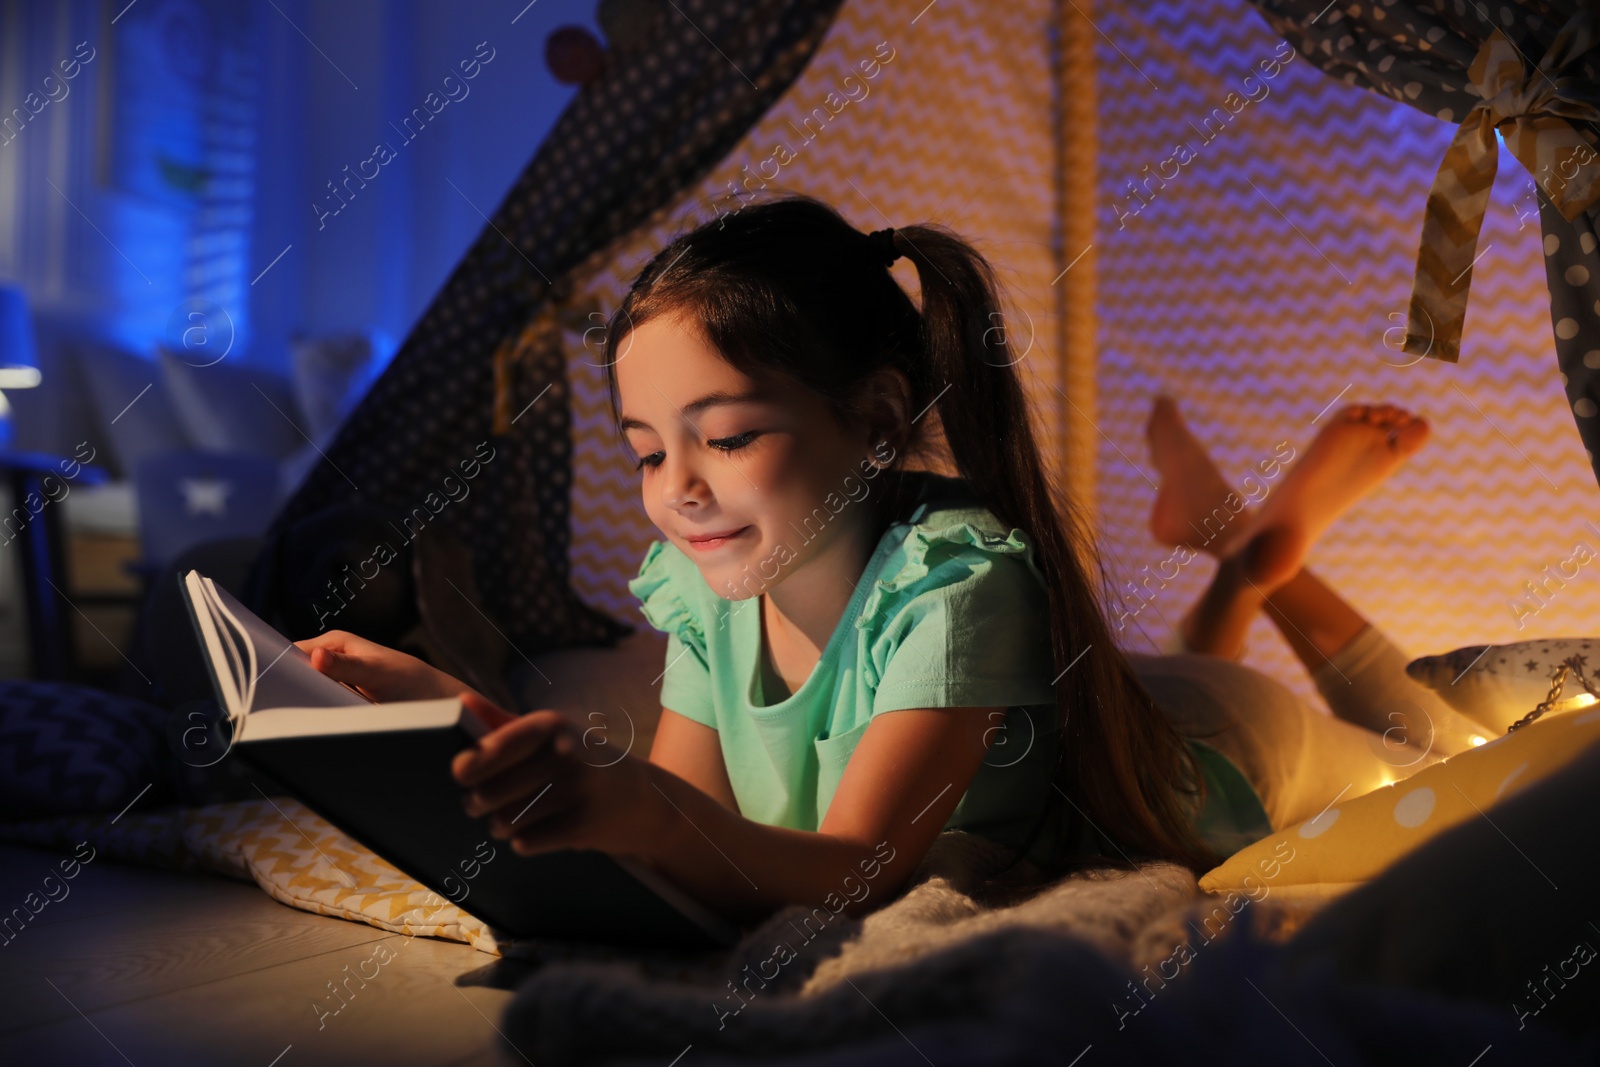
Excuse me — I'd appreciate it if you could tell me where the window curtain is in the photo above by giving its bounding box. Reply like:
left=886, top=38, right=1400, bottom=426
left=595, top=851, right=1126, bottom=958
left=1247, top=1, right=1600, bottom=482
left=248, top=0, right=848, bottom=654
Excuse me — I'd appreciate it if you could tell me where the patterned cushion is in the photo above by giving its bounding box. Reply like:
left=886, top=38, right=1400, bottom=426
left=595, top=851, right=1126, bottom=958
left=1199, top=701, right=1600, bottom=895
left=1405, top=636, right=1600, bottom=734
left=0, top=797, right=512, bottom=956
left=0, top=681, right=175, bottom=819
left=181, top=798, right=501, bottom=953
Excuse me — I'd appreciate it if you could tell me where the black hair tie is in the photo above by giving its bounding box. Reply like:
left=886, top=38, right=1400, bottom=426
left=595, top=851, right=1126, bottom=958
left=864, top=227, right=902, bottom=268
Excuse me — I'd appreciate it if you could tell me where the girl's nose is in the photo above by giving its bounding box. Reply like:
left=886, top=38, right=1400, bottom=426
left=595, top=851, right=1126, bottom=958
left=661, top=456, right=709, bottom=511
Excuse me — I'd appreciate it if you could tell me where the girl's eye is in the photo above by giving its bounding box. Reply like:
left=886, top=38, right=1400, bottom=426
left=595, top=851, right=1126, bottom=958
left=632, top=432, right=759, bottom=471
left=707, top=431, right=760, bottom=452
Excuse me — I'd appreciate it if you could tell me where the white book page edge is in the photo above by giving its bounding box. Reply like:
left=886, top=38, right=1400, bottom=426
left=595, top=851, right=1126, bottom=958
left=237, top=698, right=468, bottom=742
left=185, top=570, right=246, bottom=723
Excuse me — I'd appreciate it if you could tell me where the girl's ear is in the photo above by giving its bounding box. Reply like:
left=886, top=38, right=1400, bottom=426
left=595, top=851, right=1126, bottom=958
left=855, top=367, right=914, bottom=460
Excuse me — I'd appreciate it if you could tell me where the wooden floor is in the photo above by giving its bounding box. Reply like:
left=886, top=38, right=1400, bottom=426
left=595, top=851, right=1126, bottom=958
left=0, top=843, right=523, bottom=1066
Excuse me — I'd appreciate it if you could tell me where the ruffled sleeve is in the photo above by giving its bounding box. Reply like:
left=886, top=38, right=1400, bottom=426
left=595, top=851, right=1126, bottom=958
left=626, top=541, right=717, bottom=728
left=858, top=519, right=1058, bottom=715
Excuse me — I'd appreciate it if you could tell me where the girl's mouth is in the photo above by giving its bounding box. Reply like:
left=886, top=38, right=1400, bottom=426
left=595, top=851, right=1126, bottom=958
left=684, top=526, right=752, bottom=552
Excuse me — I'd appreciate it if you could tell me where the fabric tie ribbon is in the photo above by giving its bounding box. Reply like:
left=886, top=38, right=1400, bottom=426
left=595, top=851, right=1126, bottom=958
left=1405, top=10, right=1600, bottom=363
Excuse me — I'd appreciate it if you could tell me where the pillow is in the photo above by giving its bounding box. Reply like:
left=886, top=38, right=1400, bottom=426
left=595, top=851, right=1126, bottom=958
left=0, top=798, right=506, bottom=954
left=71, top=340, right=191, bottom=479
left=1405, top=636, right=1600, bottom=734
left=288, top=331, right=384, bottom=444
left=0, top=680, right=175, bottom=818
left=180, top=797, right=502, bottom=954
left=1277, top=729, right=1600, bottom=1039
left=157, top=346, right=304, bottom=459
left=1198, top=699, right=1600, bottom=895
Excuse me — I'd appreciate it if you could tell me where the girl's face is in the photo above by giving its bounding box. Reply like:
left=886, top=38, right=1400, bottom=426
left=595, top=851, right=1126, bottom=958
left=616, top=312, right=882, bottom=601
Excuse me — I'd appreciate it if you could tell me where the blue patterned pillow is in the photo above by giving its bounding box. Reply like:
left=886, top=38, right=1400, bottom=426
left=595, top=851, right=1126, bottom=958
left=0, top=681, right=174, bottom=819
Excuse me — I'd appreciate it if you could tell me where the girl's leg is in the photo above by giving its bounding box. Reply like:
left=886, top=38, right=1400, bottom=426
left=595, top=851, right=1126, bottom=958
left=1174, top=563, right=1367, bottom=668
left=1168, top=560, right=1481, bottom=763
left=1151, top=399, right=1429, bottom=663
left=1292, top=592, right=1488, bottom=759
left=1126, top=649, right=1443, bottom=831
left=1145, top=397, right=1487, bottom=806
left=1259, top=567, right=1367, bottom=674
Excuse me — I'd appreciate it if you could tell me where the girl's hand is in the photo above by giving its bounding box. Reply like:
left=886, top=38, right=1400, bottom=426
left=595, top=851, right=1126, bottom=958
left=295, top=630, right=484, bottom=705
left=452, top=692, right=662, bottom=859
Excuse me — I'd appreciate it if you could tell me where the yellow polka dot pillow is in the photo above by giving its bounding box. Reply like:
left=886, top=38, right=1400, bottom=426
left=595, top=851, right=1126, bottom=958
left=1199, top=701, right=1600, bottom=895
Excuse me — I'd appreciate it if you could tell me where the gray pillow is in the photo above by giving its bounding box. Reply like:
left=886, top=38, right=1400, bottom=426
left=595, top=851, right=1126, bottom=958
left=1406, top=637, right=1600, bottom=735
left=158, top=346, right=304, bottom=458
left=288, top=332, right=383, bottom=444
left=72, top=341, right=191, bottom=480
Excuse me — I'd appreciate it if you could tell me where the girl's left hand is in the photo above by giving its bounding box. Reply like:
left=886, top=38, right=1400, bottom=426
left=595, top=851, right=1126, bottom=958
left=451, top=692, right=662, bottom=858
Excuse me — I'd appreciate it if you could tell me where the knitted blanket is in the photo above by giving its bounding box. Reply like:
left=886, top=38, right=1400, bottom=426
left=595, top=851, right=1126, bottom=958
left=496, top=831, right=1344, bottom=1065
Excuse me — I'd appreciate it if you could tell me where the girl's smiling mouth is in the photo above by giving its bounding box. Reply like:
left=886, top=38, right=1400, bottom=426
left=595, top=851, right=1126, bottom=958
left=684, top=526, right=753, bottom=552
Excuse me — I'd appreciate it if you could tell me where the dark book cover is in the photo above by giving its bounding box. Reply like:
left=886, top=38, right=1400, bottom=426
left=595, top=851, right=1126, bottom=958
left=182, top=570, right=740, bottom=952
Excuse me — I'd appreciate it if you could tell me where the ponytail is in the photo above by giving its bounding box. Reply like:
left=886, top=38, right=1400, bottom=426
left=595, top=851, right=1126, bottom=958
left=891, top=223, right=1221, bottom=874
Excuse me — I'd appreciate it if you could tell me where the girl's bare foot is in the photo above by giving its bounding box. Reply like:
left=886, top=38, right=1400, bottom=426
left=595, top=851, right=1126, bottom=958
left=1146, top=395, right=1255, bottom=557
left=1235, top=404, right=1430, bottom=591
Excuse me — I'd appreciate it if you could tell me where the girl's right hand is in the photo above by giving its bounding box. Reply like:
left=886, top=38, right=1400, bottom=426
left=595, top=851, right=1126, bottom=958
left=295, top=630, right=483, bottom=705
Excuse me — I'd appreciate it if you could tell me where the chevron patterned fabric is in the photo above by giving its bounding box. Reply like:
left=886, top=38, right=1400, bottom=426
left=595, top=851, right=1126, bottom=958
left=1093, top=0, right=1600, bottom=713
left=1249, top=1, right=1600, bottom=486
left=559, top=0, right=1069, bottom=625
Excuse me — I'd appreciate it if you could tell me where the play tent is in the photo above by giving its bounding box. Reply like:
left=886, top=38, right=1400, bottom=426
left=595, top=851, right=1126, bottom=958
left=253, top=0, right=1600, bottom=714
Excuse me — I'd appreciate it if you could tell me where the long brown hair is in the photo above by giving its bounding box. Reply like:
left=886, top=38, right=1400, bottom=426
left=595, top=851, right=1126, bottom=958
left=603, top=194, right=1220, bottom=874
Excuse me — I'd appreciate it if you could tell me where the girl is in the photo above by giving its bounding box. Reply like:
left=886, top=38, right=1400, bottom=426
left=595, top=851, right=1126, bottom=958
left=300, top=195, right=1477, bottom=925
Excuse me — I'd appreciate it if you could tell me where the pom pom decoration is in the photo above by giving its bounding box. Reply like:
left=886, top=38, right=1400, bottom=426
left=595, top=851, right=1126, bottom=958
left=546, top=25, right=606, bottom=86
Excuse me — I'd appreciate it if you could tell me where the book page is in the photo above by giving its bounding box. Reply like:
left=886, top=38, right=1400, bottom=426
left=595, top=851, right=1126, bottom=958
left=204, top=579, right=371, bottom=713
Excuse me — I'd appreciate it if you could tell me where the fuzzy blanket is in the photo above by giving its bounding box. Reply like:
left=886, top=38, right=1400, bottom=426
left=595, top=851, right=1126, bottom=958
left=492, top=831, right=1374, bottom=1064
left=495, top=826, right=1600, bottom=1066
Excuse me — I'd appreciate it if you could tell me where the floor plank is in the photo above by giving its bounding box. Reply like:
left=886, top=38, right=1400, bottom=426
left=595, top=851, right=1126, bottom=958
left=0, top=844, right=518, bottom=1066
left=0, top=840, right=244, bottom=933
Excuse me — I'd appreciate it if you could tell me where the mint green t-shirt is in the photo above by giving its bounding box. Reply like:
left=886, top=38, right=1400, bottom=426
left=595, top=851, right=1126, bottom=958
left=626, top=472, right=1271, bottom=867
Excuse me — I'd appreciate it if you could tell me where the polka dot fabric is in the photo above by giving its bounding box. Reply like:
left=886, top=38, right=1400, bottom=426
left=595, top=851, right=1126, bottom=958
left=254, top=0, right=848, bottom=655
left=1199, top=699, right=1600, bottom=894
left=1248, top=1, right=1600, bottom=485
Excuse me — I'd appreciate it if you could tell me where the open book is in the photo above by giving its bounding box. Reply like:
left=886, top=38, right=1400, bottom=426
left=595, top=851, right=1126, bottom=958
left=181, top=570, right=739, bottom=951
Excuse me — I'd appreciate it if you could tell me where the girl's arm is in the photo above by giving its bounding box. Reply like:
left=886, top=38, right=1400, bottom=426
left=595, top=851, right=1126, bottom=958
left=453, top=694, right=1003, bottom=925
left=638, top=705, right=1001, bottom=923
left=647, top=708, right=739, bottom=812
